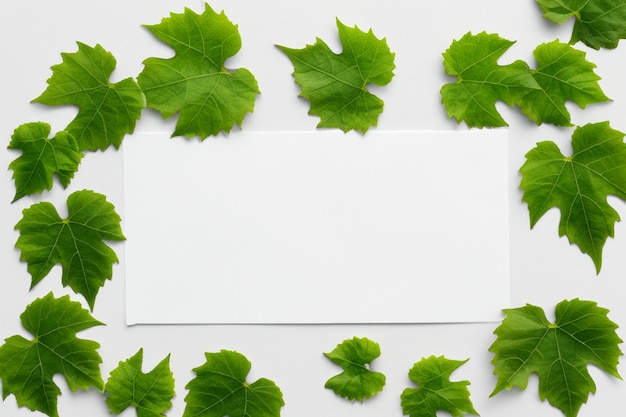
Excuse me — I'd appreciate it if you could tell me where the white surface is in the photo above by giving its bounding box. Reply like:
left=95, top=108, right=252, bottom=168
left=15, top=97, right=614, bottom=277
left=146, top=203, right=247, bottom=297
left=124, top=130, right=509, bottom=324
left=0, top=1, right=625, bottom=416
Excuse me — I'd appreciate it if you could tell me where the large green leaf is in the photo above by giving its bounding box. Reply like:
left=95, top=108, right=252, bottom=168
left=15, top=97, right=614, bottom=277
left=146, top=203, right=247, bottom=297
left=0, top=293, right=104, bottom=417
left=490, top=299, right=623, bottom=417
left=14, top=189, right=125, bottom=310
left=536, top=0, right=626, bottom=49
left=277, top=18, right=395, bottom=133
left=441, top=32, right=609, bottom=128
left=324, top=336, right=386, bottom=401
left=183, top=350, right=284, bottom=417
left=105, top=349, right=175, bottom=417
left=8, top=122, right=83, bottom=202
left=401, top=356, right=478, bottom=417
left=33, top=42, right=144, bottom=151
left=137, top=3, right=260, bottom=139
left=520, top=121, right=626, bottom=273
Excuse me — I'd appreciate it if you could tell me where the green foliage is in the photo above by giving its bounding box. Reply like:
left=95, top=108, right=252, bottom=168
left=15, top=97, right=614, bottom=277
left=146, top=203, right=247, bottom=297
left=536, top=0, right=626, bottom=49
left=401, top=356, right=478, bottom=417
left=183, top=350, right=284, bottom=417
left=520, top=122, right=626, bottom=273
left=8, top=122, right=83, bottom=202
left=14, top=189, right=125, bottom=310
left=324, top=336, right=386, bottom=401
left=137, top=3, right=260, bottom=139
left=490, top=299, right=623, bottom=417
left=277, top=18, right=395, bottom=133
left=441, top=32, right=609, bottom=128
left=0, top=293, right=104, bottom=417
left=105, top=348, right=175, bottom=417
left=33, top=42, right=144, bottom=151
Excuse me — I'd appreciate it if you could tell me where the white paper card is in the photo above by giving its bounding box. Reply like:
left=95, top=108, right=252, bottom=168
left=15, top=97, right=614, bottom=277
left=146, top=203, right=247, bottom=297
left=123, top=130, right=509, bottom=324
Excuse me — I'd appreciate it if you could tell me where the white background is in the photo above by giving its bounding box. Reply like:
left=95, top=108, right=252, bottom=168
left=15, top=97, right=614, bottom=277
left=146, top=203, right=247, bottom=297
left=1, top=1, right=625, bottom=416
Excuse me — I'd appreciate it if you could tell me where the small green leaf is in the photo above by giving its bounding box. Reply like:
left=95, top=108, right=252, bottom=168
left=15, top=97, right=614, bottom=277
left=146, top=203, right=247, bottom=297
left=33, top=42, right=144, bottom=151
left=490, top=299, right=623, bottom=417
left=0, top=292, right=104, bottom=417
left=105, top=348, right=175, bottom=417
left=8, top=122, right=83, bottom=202
left=278, top=18, right=395, bottom=133
left=441, top=32, right=609, bottom=128
left=324, top=336, right=386, bottom=401
left=520, top=121, right=626, bottom=273
left=401, top=356, right=478, bottom=417
left=138, top=3, right=260, bottom=139
left=14, top=189, right=126, bottom=310
left=536, top=0, right=626, bottom=49
left=183, top=350, right=284, bottom=417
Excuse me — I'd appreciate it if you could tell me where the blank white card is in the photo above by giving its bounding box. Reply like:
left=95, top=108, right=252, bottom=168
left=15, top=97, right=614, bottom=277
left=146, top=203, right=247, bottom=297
left=123, top=130, right=509, bottom=324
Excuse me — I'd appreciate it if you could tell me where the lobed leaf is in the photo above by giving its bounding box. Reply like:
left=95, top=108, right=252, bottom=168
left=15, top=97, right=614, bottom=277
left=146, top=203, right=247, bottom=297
left=278, top=18, right=395, bottom=133
left=520, top=121, right=626, bottom=273
left=8, top=122, right=83, bottom=202
left=105, top=348, right=175, bottom=417
left=138, top=3, right=260, bottom=139
left=490, top=299, right=623, bottom=417
left=33, top=42, right=144, bottom=151
left=14, top=189, right=126, bottom=310
left=0, top=293, right=104, bottom=417
left=401, top=356, right=478, bottom=417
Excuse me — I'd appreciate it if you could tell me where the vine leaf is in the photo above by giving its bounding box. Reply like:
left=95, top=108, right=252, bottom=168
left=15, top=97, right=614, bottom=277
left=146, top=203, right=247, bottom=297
left=8, top=122, right=83, bottom=202
left=33, top=42, right=144, bottom=151
left=441, top=32, right=609, bottom=128
left=14, top=189, right=125, bottom=310
left=324, top=336, right=386, bottom=401
left=0, top=293, right=104, bottom=417
left=277, top=18, right=395, bottom=133
left=490, top=299, right=623, bottom=417
left=183, top=350, right=284, bottom=417
left=536, top=0, right=626, bottom=49
left=520, top=121, right=626, bottom=273
left=401, top=356, right=478, bottom=417
left=137, top=3, right=260, bottom=139
left=105, top=348, right=175, bottom=417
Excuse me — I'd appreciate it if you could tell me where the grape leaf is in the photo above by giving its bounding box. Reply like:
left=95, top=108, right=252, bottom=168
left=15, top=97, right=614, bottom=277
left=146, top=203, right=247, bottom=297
left=183, top=350, right=284, bottom=417
left=441, top=32, right=609, bottom=128
left=105, top=348, right=175, bottom=417
left=0, top=292, right=104, bottom=417
left=490, top=299, right=623, bottom=417
left=8, top=122, right=83, bottom=202
left=323, top=336, right=386, bottom=401
left=401, top=356, right=478, bottom=417
left=536, top=0, right=626, bottom=49
left=14, top=189, right=125, bottom=310
left=520, top=121, right=626, bottom=273
left=277, top=18, right=395, bottom=133
left=33, top=42, right=144, bottom=151
left=137, top=3, right=260, bottom=139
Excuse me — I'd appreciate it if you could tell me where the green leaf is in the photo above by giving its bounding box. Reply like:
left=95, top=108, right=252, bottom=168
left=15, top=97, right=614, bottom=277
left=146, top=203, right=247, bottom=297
left=277, top=18, right=395, bottom=133
left=14, top=189, right=125, bottom=310
left=137, top=3, right=260, bottom=139
left=8, top=122, right=83, bottom=202
left=0, top=292, right=104, bottom=417
left=183, top=350, right=284, bottom=417
left=105, top=348, right=175, bottom=417
left=520, top=121, right=626, bottom=273
left=490, top=299, right=623, bottom=417
left=441, top=32, right=609, bottom=128
left=324, top=336, right=386, bottom=401
left=536, top=0, right=626, bottom=49
left=33, top=42, right=144, bottom=151
left=401, top=356, right=478, bottom=417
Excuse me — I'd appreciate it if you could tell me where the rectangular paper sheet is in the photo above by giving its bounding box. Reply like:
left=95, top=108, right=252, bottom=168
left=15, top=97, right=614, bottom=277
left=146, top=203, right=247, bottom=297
left=123, top=130, right=509, bottom=324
